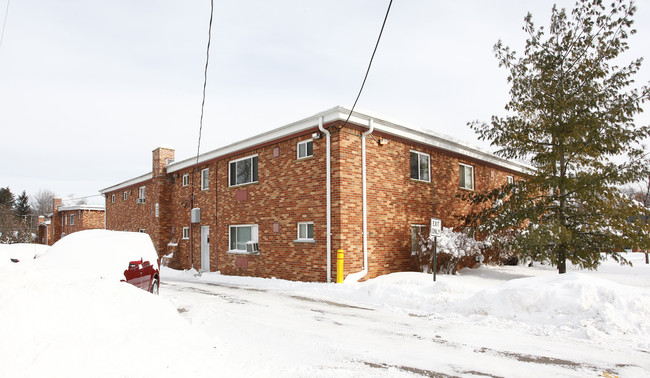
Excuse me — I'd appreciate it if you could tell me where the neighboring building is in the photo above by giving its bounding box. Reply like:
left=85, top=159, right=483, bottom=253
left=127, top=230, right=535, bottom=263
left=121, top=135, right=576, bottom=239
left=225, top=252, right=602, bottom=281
left=38, top=198, right=105, bottom=245
left=100, top=106, right=531, bottom=282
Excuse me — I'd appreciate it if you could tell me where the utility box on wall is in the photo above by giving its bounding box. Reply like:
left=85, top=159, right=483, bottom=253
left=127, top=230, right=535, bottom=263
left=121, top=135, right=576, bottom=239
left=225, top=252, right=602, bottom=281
left=191, top=208, right=201, bottom=224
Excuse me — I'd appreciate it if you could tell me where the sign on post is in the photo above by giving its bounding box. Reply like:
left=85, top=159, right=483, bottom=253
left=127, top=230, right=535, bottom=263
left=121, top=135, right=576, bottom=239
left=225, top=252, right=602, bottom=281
left=430, top=218, right=442, bottom=282
left=430, top=218, right=442, bottom=238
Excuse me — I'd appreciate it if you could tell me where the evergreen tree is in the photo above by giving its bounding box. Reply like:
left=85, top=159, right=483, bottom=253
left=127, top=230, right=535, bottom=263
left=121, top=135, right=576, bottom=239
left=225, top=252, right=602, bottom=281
left=0, top=187, right=14, bottom=208
left=15, top=191, right=31, bottom=219
left=465, top=0, right=650, bottom=273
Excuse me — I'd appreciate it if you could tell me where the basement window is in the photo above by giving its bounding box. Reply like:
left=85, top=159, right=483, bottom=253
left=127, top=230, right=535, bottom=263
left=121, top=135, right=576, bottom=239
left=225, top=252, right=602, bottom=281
left=297, top=139, right=313, bottom=159
left=411, top=224, right=427, bottom=254
left=410, top=151, right=430, bottom=182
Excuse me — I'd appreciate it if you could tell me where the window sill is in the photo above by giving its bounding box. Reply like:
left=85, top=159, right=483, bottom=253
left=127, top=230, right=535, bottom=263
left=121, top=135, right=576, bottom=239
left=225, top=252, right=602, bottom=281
left=227, top=250, right=261, bottom=256
left=410, top=178, right=431, bottom=184
left=294, top=239, right=316, bottom=244
left=459, top=186, right=474, bottom=191
left=229, top=181, right=259, bottom=189
left=297, top=155, right=314, bottom=161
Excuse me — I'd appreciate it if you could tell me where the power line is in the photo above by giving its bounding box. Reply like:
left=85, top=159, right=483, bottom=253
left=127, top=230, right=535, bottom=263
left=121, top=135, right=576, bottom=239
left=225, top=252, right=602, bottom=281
left=0, top=0, right=10, bottom=50
left=196, top=0, right=214, bottom=167
left=341, top=0, right=393, bottom=129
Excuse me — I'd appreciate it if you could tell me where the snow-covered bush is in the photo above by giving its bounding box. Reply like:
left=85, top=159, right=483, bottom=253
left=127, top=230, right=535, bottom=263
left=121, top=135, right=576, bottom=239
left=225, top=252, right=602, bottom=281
left=414, top=227, right=485, bottom=275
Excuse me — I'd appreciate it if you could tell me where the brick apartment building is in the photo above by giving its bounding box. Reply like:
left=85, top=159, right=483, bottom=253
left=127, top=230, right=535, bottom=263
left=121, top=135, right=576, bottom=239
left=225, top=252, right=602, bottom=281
left=38, top=198, right=105, bottom=245
left=100, top=106, right=531, bottom=282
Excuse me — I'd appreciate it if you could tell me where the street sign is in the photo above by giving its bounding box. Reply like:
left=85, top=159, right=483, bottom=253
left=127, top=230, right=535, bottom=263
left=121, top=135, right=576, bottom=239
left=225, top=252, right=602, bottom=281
left=430, top=218, right=442, bottom=238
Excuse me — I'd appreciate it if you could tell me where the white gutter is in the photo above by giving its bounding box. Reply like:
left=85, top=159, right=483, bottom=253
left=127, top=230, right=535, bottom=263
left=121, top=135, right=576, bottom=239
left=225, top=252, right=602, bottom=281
left=345, top=118, right=374, bottom=282
left=318, top=117, right=332, bottom=283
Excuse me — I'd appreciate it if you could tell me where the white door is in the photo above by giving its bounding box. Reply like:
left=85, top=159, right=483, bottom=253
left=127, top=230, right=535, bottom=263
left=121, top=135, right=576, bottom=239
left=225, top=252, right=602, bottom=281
left=200, top=226, right=210, bottom=272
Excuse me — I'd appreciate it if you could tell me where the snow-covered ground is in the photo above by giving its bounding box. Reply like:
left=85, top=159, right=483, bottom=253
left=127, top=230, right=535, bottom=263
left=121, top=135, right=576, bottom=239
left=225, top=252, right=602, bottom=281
left=1, top=238, right=649, bottom=377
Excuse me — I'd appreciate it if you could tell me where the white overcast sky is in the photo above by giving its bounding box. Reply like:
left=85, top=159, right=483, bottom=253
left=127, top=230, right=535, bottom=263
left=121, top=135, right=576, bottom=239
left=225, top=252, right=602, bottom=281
left=1, top=0, right=649, bottom=205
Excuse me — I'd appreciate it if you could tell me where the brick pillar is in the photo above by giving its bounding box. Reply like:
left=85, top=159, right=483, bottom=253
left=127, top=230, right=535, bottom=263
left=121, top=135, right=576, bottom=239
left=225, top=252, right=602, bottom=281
left=150, top=147, right=175, bottom=257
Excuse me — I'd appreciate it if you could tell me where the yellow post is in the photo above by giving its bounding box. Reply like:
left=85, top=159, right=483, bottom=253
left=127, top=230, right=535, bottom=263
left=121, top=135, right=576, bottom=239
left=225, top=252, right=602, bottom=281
left=336, top=249, right=344, bottom=283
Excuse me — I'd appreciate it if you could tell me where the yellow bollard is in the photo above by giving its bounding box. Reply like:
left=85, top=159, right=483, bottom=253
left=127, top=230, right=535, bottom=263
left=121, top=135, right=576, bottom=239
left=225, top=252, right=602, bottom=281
left=336, top=249, right=344, bottom=283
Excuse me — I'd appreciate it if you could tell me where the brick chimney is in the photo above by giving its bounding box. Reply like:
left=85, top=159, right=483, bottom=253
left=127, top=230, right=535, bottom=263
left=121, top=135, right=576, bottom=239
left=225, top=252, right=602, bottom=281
left=152, top=147, right=175, bottom=177
left=53, top=197, right=63, bottom=214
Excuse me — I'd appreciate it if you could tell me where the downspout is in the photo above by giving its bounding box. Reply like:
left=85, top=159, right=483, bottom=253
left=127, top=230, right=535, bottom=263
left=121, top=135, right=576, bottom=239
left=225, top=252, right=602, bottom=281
left=345, top=118, right=374, bottom=282
left=318, top=116, right=332, bottom=283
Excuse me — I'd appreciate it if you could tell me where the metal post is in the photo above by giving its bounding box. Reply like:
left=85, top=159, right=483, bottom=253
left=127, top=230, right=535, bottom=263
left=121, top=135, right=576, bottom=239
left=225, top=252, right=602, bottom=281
left=337, top=249, right=344, bottom=283
left=433, top=236, right=437, bottom=282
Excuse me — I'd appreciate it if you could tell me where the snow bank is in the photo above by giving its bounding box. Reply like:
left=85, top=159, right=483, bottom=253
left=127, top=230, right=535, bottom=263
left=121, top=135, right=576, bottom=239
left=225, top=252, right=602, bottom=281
left=36, top=229, right=159, bottom=281
left=163, top=253, right=650, bottom=347
left=0, top=239, right=223, bottom=378
left=455, top=272, right=650, bottom=343
left=0, top=243, right=49, bottom=265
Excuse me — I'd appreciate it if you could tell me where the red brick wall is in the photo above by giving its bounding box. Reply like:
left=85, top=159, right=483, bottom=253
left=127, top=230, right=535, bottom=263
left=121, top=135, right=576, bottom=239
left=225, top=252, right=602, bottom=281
left=215, top=130, right=328, bottom=281
left=103, top=124, right=523, bottom=282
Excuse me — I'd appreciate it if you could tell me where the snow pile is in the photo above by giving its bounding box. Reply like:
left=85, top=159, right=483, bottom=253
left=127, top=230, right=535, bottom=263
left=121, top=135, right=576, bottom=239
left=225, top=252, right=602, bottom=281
left=455, top=272, right=650, bottom=342
left=0, top=243, right=49, bottom=265
left=0, top=233, right=223, bottom=378
left=36, top=229, right=159, bottom=281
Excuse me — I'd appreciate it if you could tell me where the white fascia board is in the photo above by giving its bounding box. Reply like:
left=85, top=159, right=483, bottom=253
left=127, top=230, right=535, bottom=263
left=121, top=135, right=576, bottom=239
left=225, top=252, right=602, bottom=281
left=166, top=106, right=346, bottom=174
left=99, top=172, right=153, bottom=194
left=57, top=205, right=106, bottom=212
left=165, top=105, right=533, bottom=176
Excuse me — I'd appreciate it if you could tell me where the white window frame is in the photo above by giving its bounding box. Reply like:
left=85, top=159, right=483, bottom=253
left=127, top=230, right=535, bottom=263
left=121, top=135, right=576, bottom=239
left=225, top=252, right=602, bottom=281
left=459, top=163, right=474, bottom=190
left=182, top=227, right=190, bottom=239
left=410, top=150, right=431, bottom=182
left=507, top=175, right=514, bottom=185
left=411, top=224, right=427, bottom=254
left=123, top=191, right=127, bottom=201
left=69, top=214, right=75, bottom=226
left=297, top=139, right=313, bottom=159
left=182, top=174, right=189, bottom=187
left=139, top=186, right=146, bottom=199
left=201, top=168, right=209, bottom=191
left=296, top=222, right=314, bottom=241
left=229, top=155, right=259, bottom=187
left=111, top=194, right=115, bottom=203
left=228, top=224, right=259, bottom=252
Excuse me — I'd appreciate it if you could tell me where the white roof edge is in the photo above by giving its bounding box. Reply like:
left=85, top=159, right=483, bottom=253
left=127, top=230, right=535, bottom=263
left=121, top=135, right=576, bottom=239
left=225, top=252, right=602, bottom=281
left=166, top=106, right=346, bottom=173
left=113, top=106, right=531, bottom=185
left=57, top=205, right=105, bottom=212
left=99, top=172, right=153, bottom=194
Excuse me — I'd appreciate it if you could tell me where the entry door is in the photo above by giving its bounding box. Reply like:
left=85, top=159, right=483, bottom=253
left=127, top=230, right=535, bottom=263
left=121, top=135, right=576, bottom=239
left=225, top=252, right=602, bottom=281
left=200, top=226, right=210, bottom=272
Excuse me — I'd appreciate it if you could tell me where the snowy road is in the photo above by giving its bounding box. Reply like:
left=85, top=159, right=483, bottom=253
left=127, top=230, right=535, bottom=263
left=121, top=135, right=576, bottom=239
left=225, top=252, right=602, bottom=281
left=160, top=279, right=646, bottom=377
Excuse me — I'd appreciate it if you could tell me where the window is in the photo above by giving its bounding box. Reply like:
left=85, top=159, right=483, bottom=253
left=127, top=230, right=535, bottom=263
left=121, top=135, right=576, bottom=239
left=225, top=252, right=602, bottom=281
left=507, top=175, right=514, bottom=185
left=70, top=214, right=75, bottom=226
left=182, top=227, right=189, bottom=239
left=410, top=151, right=430, bottom=182
left=182, top=174, right=189, bottom=187
left=297, top=222, right=314, bottom=241
left=411, top=225, right=426, bottom=254
left=229, top=224, right=259, bottom=251
left=139, top=186, right=146, bottom=199
left=459, top=163, right=474, bottom=190
left=229, top=155, right=258, bottom=187
left=201, top=168, right=209, bottom=190
left=139, top=229, right=146, bottom=233
left=111, top=194, right=115, bottom=203
left=297, top=140, right=313, bottom=159
left=123, top=191, right=128, bottom=201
